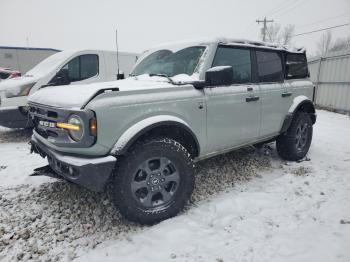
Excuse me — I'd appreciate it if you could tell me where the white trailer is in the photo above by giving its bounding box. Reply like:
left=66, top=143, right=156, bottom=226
left=0, top=49, right=138, bottom=128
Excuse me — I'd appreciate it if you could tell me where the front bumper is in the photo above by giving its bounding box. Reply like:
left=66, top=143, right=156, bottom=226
left=30, top=135, right=116, bottom=192
left=0, top=107, right=33, bottom=128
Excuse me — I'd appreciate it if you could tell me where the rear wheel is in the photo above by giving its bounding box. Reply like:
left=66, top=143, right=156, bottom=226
left=276, top=112, right=313, bottom=161
left=111, top=137, right=195, bottom=225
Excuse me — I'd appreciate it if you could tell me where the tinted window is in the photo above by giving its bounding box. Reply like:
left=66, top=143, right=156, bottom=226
left=81, top=55, right=99, bottom=80
left=286, top=53, right=308, bottom=79
left=61, top=54, right=99, bottom=82
left=63, top=56, right=80, bottom=82
left=256, top=51, right=283, bottom=82
left=212, top=46, right=252, bottom=84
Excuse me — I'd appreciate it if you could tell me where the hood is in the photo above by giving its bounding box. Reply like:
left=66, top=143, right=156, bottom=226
left=28, top=75, right=186, bottom=109
left=0, top=76, right=39, bottom=92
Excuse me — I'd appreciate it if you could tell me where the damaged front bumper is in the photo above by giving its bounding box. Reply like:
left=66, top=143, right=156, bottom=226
left=30, top=135, right=116, bottom=192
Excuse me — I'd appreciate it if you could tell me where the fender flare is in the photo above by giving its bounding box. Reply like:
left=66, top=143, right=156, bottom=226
left=280, top=96, right=316, bottom=133
left=110, top=115, right=200, bottom=156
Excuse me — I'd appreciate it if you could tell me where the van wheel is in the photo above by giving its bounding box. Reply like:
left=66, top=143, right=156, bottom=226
left=276, top=112, right=313, bottom=161
left=111, top=138, right=195, bottom=225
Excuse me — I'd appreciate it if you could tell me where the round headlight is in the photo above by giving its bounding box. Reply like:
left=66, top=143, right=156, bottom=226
left=68, top=115, right=84, bottom=141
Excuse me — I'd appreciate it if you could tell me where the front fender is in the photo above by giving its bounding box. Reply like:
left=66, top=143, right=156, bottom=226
left=110, top=115, right=194, bottom=155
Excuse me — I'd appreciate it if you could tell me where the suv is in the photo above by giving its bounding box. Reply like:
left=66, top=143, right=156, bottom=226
left=28, top=38, right=316, bottom=225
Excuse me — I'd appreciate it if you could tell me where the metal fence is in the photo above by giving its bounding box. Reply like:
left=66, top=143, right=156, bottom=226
left=308, top=48, right=350, bottom=113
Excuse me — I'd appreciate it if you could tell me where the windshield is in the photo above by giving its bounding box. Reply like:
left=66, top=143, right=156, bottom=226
left=25, top=51, right=73, bottom=77
left=131, top=46, right=206, bottom=77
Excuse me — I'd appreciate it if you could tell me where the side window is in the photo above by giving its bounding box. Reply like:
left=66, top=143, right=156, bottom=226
left=62, top=56, right=80, bottom=82
left=256, top=51, right=283, bottom=83
left=61, top=54, right=99, bottom=83
left=285, top=53, right=309, bottom=79
left=80, top=55, right=99, bottom=80
left=212, top=46, right=252, bottom=84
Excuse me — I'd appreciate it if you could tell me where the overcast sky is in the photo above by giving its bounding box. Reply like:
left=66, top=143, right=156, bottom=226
left=1, top=0, right=349, bottom=56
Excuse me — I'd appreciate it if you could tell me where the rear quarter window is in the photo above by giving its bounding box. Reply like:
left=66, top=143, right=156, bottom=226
left=285, top=53, right=309, bottom=79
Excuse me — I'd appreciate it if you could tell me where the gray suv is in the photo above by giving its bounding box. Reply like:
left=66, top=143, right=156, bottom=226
left=28, top=38, right=316, bottom=224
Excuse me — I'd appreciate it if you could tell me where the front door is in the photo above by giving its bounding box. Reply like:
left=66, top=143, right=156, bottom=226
left=205, top=45, right=260, bottom=153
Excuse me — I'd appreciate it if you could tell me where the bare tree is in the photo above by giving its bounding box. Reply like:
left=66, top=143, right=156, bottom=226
left=330, top=35, right=350, bottom=52
left=265, top=23, right=281, bottom=43
left=280, top=24, right=295, bottom=45
left=316, top=30, right=332, bottom=56
left=263, top=23, right=295, bottom=45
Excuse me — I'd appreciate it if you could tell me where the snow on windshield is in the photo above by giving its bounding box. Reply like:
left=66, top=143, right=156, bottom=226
left=131, top=44, right=208, bottom=79
left=25, top=51, right=74, bottom=77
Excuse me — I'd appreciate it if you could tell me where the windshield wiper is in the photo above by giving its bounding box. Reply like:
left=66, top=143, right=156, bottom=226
left=149, top=74, right=177, bottom=85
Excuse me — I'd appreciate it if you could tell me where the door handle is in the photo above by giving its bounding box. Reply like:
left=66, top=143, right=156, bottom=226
left=246, top=96, right=260, bottom=102
left=281, top=92, right=292, bottom=97
left=198, top=102, right=204, bottom=109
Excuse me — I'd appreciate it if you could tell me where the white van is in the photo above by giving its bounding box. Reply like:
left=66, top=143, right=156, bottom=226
left=0, top=49, right=138, bottom=128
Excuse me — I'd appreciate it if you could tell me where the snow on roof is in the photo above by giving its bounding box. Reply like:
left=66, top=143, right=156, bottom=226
left=151, top=36, right=305, bottom=53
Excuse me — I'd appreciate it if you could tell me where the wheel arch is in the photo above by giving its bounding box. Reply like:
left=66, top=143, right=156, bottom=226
left=110, top=115, right=200, bottom=158
left=281, top=96, right=316, bottom=133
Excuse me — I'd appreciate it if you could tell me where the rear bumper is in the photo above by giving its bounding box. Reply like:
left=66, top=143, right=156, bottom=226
left=30, top=135, right=116, bottom=192
left=0, top=107, right=32, bottom=128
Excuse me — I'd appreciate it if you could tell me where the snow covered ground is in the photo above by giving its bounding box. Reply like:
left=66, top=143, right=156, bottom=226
left=0, top=110, right=349, bottom=262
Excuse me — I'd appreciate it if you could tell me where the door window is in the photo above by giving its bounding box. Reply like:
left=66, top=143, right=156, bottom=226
left=61, top=54, right=99, bottom=82
left=256, top=51, right=283, bottom=82
left=212, top=46, right=252, bottom=84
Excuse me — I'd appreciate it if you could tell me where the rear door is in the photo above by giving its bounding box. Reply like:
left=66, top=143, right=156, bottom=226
left=255, top=49, right=287, bottom=138
left=205, top=45, right=260, bottom=153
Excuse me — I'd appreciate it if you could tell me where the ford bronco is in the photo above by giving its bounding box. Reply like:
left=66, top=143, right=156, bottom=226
left=28, top=38, right=316, bottom=224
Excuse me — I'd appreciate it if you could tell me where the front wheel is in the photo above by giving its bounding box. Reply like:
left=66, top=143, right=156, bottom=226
left=276, top=112, right=313, bottom=161
left=111, top=138, right=195, bottom=225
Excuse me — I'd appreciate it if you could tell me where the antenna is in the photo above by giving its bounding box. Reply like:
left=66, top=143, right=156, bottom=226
left=116, top=29, right=120, bottom=76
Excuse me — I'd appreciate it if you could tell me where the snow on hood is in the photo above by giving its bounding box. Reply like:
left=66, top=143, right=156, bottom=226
left=0, top=76, right=39, bottom=92
left=28, top=75, right=189, bottom=109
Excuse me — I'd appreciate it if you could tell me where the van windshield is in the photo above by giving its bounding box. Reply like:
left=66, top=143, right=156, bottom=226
left=131, top=46, right=206, bottom=77
left=25, top=51, right=74, bottom=77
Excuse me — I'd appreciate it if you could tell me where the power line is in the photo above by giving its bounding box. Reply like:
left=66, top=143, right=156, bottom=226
left=296, top=11, right=350, bottom=29
left=264, top=0, right=293, bottom=17
left=273, top=0, right=307, bottom=18
left=293, top=22, right=350, bottom=36
left=268, top=0, right=302, bottom=17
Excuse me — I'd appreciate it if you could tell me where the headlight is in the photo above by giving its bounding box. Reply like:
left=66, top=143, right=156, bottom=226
left=67, top=115, right=84, bottom=141
left=5, top=82, right=36, bottom=98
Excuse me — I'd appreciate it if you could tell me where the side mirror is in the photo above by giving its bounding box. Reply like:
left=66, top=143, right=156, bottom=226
left=205, top=66, right=233, bottom=86
left=117, top=70, right=125, bottom=80
left=53, top=69, right=71, bottom=86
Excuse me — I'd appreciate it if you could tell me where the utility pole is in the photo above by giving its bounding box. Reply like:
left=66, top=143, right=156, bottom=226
left=256, top=17, right=274, bottom=42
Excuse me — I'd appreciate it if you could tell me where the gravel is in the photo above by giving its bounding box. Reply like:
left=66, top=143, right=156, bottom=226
left=0, top=130, right=273, bottom=261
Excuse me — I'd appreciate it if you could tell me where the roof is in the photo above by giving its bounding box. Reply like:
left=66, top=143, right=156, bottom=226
left=0, top=46, right=61, bottom=52
left=153, top=37, right=305, bottom=53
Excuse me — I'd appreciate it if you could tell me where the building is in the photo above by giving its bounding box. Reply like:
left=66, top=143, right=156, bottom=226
left=0, top=46, right=60, bottom=74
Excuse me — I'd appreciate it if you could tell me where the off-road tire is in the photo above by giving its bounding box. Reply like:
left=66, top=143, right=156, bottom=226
left=276, top=112, right=313, bottom=161
left=111, top=137, right=195, bottom=225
